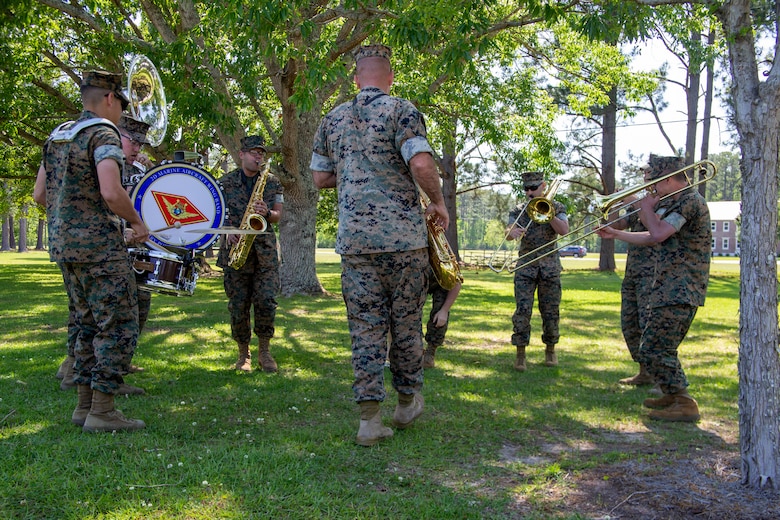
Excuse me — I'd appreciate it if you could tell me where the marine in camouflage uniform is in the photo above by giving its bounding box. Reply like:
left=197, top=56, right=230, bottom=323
left=422, top=265, right=462, bottom=369
left=311, top=44, right=449, bottom=446
left=34, top=70, right=148, bottom=432
left=507, top=171, right=569, bottom=371
left=57, top=114, right=152, bottom=391
left=119, top=115, right=153, bottom=339
left=598, top=155, right=710, bottom=422
left=217, top=135, right=284, bottom=373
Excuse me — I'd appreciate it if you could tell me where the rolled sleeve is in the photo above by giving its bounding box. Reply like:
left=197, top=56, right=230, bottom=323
left=94, top=144, right=124, bottom=169
left=310, top=152, right=334, bottom=173
left=400, top=136, right=434, bottom=165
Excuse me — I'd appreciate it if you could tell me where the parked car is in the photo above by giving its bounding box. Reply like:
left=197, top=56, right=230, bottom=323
left=559, top=245, right=587, bottom=258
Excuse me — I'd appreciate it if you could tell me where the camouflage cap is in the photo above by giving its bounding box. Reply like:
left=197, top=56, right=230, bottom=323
left=119, top=114, right=151, bottom=145
left=353, top=44, right=392, bottom=63
left=646, top=154, right=685, bottom=180
left=240, top=135, right=267, bottom=152
left=521, top=171, right=544, bottom=185
left=81, top=70, right=130, bottom=107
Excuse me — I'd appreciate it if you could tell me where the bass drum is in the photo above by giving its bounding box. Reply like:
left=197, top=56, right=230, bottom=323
left=130, top=162, right=225, bottom=251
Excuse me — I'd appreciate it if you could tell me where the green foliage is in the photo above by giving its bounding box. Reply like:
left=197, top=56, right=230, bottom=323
left=0, top=251, right=742, bottom=518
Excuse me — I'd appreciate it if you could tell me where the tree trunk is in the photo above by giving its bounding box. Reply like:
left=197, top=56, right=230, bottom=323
left=598, top=85, right=617, bottom=271
left=276, top=99, right=324, bottom=296
left=1, top=215, right=9, bottom=251
left=18, top=209, right=28, bottom=253
left=684, top=29, right=701, bottom=168
left=699, top=29, right=716, bottom=197
left=8, top=215, right=15, bottom=250
left=36, top=218, right=45, bottom=250
left=718, top=0, right=780, bottom=490
left=440, top=138, right=460, bottom=262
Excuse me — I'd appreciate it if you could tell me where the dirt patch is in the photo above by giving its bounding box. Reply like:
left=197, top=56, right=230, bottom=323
left=499, top=423, right=780, bottom=519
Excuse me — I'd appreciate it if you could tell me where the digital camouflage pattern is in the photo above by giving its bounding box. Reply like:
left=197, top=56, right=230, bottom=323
left=342, top=250, right=428, bottom=402
left=42, top=111, right=126, bottom=263
left=310, top=86, right=433, bottom=255
left=424, top=269, right=450, bottom=347
left=64, top=261, right=139, bottom=394
left=121, top=161, right=145, bottom=189
left=217, top=167, right=283, bottom=343
left=311, top=84, right=436, bottom=403
left=508, top=199, right=567, bottom=348
left=42, top=110, right=139, bottom=394
left=619, top=198, right=670, bottom=361
left=640, top=188, right=710, bottom=394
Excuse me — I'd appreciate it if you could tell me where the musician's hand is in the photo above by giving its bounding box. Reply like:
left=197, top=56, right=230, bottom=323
left=253, top=200, right=269, bottom=216
left=639, top=193, right=659, bottom=212
left=227, top=234, right=240, bottom=246
left=596, top=226, right=616, bottom=239
left=128, top=221, right=150, bottom=244
left=425, top=200, right=449, bottom=230
left=432, top=309, right=448, bottom=328
left=507, top=226, right=526, bottom=240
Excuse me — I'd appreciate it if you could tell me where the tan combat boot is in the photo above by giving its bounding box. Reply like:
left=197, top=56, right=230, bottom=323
left=423, top=343, right=438, bottom=369
left=56, top=355, right=75, bottom=380
left=514, top=346, right=527, bottom=372
left=544, top=345, right=558, bottom=367
left=392, top=393, right=424, bottom=429
left=619, top=364, right=654, bottom=385
left=356, top=401, right=393, bottom=447
left=258, top=337, right=278, bottom=373
left=72, top=384, right=93, bottom=427
left=643, top=392, right=676, bottom=409
left=83, top=390, right=146, bottom=432
left=235, top=343, right=252, bottom=372
left=59, top=357, right=77, bottom=391
left=648, top=393, right=700, bottom=422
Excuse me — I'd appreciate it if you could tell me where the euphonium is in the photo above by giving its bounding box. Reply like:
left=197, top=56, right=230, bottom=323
left=422, top=196, right=463, bottom=290
left=227, top=161, right=271, bottom=269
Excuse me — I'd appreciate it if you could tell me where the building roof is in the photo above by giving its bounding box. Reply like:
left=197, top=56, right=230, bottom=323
left=708, top=200, right=741, bottom=221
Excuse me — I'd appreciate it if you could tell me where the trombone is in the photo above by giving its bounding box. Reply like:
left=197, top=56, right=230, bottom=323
left=488, top=177, right=564, bottom=273
left=497, top=160, right=716, bottom=273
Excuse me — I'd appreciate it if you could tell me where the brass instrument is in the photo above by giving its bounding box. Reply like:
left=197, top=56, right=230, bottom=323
left=227, top=161, right=271, bottom=269
left=126, top=55, right=168, bottom=147
left=422, top=195, right=463, bottom=290
left=505, top=160, right=717, bottom=272
left=488, top=177, right=564, bottom=273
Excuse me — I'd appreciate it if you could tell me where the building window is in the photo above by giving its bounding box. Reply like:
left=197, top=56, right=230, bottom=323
left=724, top=221, right=730, bottom=232
left=711, top=221, right=717, bottom=232
left=712, top=238, right=716, bottom=250
left=722, top=237, right=730, bottom=250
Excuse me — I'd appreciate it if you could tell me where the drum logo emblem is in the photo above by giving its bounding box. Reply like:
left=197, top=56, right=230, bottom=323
left=152, top=191, right=209, bottom=226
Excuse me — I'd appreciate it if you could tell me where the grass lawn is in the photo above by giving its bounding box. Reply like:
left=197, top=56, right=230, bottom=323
left=0, top=250, right=760, bottom=519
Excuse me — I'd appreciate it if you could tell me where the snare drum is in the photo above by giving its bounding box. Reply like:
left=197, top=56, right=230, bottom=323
left=129, top=248, right=198, bottom=296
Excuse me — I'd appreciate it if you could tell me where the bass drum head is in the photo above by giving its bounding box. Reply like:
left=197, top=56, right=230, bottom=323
left=131, top=162, right=225, bottom=251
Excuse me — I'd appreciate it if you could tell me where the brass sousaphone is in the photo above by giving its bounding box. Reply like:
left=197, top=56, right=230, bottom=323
left=126, top=55, right=168, bottom=146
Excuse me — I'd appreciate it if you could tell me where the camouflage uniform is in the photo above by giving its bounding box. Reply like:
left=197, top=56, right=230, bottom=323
left=310, top=84, right=434, bottom=403
left=424, top=269, right=450, bottom=347
left=216, top=168, right=283, bottom=344
left=638, top=188, right=710, bottom=394
left=121, top=160, right=152, bottom=333
left=42, top=110, right=139, bottom=395
left=508, top=198, right=568, bottom=349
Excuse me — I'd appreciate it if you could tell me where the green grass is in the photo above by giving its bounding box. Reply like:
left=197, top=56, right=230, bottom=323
left=0, top=250, right=740, bottom=519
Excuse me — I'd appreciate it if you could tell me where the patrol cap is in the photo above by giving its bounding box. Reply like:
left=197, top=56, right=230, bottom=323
left=353, top=44, right=392, bottom=63
left=646, top=154, right=685, bottom=180
left=241, top=135, right=267, bottom=152
left=119, top=114, right=151, bottom=145
left=81, top=70, right=130, bottom=108
left=521, top=171, right=544, bottom=186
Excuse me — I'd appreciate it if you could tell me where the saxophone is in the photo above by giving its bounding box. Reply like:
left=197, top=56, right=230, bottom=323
left=227, top=161, right=271, bottom=269
left=422, top=196, right=463, bottom=290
